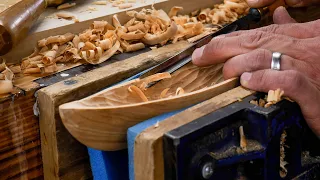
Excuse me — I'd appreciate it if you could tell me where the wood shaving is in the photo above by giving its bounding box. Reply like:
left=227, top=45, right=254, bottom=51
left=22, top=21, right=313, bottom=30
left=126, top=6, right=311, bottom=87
left=57, top=2, right=76, bottom=10
left=0, top=62, right=6, bottom=72
left=55, top=12, right=78, bottom=22
left=92, top=1, right=108, bottom=5
left=250, top=88, right=286, bottom=108
left=8, top=65, right=21, bottom=74
left=118, top=3, right=133, bottom=9
left=10, top=0, right=248, bottom=78
left=239, top=126, right=247, bottom=151
left=128, top=85, right=148, bottom=102
left=141, top=72, right=171, bottom=88
left=168, top=6, right=183, bottom=18
left=88, top=6, right=98, bottom=11
left=154, top=121, right=159, bottom=128
left=0, top=64, right=14, bottom=95
left=280, top=130, right=288, bottom=178
left=0, top=80, right=13, bottom=95
left=175, top=87, right=184, bottom=96
left=160, top=88, right=170, bottom=98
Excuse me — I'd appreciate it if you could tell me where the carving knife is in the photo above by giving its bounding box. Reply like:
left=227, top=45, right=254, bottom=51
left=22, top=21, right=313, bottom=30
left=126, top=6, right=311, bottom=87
left=139, top=0, right=286, bottom=88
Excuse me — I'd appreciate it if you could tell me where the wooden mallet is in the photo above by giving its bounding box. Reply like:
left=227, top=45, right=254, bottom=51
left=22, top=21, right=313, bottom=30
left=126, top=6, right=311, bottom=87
left=0, top=0, right=71, bottom=56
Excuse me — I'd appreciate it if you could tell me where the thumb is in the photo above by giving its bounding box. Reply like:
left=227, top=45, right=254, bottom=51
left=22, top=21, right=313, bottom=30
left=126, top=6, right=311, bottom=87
left=273, top=6, right=297, bottom=24
left=240, top=70, right=320, bottom=137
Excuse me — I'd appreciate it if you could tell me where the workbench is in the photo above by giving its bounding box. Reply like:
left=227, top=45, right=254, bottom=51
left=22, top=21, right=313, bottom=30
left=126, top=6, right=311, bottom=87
left=0, top=0, right=320, bottom=179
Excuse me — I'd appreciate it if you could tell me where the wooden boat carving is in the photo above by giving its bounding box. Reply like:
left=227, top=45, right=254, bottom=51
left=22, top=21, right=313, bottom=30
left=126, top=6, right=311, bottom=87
left=59, top=63, right=239, bottom=151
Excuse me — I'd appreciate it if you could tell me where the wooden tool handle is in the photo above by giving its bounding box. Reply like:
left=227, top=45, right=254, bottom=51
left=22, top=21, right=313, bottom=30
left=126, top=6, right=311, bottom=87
left=0, top=0, right=47, bottom=56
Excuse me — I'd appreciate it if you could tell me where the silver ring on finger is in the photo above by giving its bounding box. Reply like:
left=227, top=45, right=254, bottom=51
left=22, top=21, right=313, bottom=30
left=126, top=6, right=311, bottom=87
left=271, top=52, right=282, bottom=71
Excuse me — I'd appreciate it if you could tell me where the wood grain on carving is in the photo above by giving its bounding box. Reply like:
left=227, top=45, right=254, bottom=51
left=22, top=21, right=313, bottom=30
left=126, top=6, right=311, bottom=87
left=134, top=86, right=254, bottom=180
left=58, top=63, right=237, bottom=151
left=0, top=92, right=43, bottom=179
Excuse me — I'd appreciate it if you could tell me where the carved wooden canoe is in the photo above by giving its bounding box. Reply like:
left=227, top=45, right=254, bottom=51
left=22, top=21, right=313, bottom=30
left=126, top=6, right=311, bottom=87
left=59, top=63, right=239, bottom=150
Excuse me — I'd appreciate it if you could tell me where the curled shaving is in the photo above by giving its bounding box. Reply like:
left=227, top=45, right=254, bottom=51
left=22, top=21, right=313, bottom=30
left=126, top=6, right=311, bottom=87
left=65, top=48, right=82, bottom=62
left=0, top=80, right=13, bottom=95
left=198, top=8, right=210, bottom=21
left=97, top=39, right=112, bottom=50
left=38, top=33, right=75, bottom=47
left=117, top=30, right=145, bottom=40
left=43, top=64, right=58, bottom=73
left=128, top=85, right=148, bottom=102
left=141, top=72, right=172, bottom=87
left=160, top=88, right=170, bottom=98
left=9, top=65, right=21, bottom=74
left=168, top=6, right=183, bottom=18
left=2, top=67, right=14, bottom=81
left=175, top=87, right=185, bottom=96
left=0, top=67, right=14, bottom=95
left=120, top=41, right=145, bottom=52
left=142, top=22, right=178, bottom=45
left=72, top=35, right=80, bottom=49
left=82, top=42, right=96, bottom=51
left=127, top=22, right=146, bottom=32
left=42, top=44, right=59, bottom=65
left=124, top=18, right=136, bottom=28
left=82, top=41, right=120, bottom=64
left=113, top=15, right=122, bottom=28
left=23, top=67, right=41, bottom=74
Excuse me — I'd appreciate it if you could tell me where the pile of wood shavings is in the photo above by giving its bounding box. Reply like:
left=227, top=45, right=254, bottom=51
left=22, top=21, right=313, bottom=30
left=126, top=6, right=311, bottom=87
left=0, top=0, right=248, bottom=95
left=250, top=89, right=285, bottom=108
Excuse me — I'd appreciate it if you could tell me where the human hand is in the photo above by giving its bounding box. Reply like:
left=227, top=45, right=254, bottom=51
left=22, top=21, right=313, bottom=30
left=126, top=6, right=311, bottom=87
left=247, top=0, right=320, bottom=8
left=191, top=7, right=320, bottom=137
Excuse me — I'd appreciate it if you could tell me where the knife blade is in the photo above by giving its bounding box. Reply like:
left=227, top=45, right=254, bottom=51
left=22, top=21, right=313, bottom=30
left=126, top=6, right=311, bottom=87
left=139, top=0, right=286, bottom=88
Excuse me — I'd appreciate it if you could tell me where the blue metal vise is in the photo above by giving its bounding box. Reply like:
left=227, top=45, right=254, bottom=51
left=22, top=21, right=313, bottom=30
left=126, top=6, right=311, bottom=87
left=163, top=93, right=320, bottom=180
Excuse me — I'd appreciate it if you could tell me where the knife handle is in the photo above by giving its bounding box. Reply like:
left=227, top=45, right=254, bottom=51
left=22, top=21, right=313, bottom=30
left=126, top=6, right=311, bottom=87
left=0, top=0, right=47, bottom=56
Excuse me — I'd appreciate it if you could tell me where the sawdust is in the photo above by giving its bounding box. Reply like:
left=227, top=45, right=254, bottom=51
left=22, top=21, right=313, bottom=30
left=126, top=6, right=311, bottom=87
left=209, top=140, right=264, bottom=160
left=301, top=151, right=320, bottom=166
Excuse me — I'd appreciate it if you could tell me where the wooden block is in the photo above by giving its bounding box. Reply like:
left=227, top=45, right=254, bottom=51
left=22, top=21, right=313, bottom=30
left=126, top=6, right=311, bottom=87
left=134, top=86, right=255, bottom=180
left=37, top=40, right=192, bottom=180
left=0, top=91, right=43, bottom=179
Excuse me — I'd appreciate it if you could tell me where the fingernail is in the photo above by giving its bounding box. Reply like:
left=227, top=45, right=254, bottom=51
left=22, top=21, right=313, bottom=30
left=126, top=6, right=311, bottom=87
left=192, top=46, right=205, bottom=62
left=240, top=72, right=252, bottom=87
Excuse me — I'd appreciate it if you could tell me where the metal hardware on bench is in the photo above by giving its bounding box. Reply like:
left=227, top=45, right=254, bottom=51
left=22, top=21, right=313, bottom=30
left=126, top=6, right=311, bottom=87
left=163, top=93, right=320, bottom=180
left=201, top=161, right=214, bottom=179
